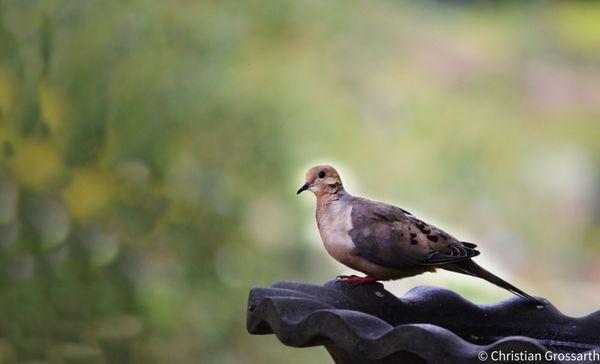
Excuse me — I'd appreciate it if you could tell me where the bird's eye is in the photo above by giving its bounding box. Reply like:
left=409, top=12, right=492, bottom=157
left=318, top=171, right=326, bottom=178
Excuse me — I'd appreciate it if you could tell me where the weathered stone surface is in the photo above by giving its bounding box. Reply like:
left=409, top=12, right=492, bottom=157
left=247, top=280, right=600, bottom=363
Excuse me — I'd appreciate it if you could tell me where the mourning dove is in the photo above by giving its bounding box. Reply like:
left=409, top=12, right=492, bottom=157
left=297, top=165, right=542, bottom=305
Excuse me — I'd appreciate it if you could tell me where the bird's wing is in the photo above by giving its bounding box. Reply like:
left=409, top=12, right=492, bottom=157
left=347, top=197, right=479, bottom=270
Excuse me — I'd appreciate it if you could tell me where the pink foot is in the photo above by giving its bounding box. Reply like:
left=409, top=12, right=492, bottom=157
left=337, top=275, right=383, bottom=287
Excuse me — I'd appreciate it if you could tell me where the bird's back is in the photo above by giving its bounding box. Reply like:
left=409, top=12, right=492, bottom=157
left=344, top=194, right=480, bottom=270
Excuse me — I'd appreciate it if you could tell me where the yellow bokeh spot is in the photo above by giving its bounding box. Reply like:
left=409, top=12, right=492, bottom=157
left=13, top=140, right=64, bottom=188
left=551, top=3, right=600, bottom=54
left=63, top=168, right=116, bottom=221
left=38, top=81, right=68, bottom=133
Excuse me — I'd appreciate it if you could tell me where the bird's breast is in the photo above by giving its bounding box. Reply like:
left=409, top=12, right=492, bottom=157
left=316, top=201, right=357, bottom=264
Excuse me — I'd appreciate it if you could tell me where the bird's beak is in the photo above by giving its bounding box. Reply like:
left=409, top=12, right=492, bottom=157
left=296, top=182, right=310, bottom=195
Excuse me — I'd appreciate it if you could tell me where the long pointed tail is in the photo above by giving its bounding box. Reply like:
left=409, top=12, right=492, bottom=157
left=444, top=259, right=543, bottom=306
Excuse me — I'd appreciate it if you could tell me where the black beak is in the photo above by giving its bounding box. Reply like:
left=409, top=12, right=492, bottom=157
left=296, top=182, right=310, bottom=195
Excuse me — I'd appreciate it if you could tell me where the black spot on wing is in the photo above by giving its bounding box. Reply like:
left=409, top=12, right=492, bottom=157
left=415, top=221, right=426, bottom=231
left=412, top=218, right=438, bottom=237
left=427, top=235, right=438, bottom=242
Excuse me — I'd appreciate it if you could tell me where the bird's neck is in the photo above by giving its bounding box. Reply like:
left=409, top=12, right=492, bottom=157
left=316, top=189, right=348, bottom=208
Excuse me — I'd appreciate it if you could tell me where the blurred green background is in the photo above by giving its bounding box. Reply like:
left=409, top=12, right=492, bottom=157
left=0, top=1, right=598, bottom=363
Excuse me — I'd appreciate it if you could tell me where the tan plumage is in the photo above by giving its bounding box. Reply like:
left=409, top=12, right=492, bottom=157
left=297, top=165, right=542, bottom=305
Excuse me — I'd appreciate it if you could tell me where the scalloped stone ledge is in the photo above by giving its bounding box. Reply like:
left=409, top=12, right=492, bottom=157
left=247, top=280, right=600, bottom=364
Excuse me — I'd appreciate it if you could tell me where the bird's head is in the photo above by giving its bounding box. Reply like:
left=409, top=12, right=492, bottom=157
left=297, top=165, right=345, bottom=197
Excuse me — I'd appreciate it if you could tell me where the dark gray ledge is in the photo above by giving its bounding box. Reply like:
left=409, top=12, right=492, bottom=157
left=246, top=280, right=600, bottom=364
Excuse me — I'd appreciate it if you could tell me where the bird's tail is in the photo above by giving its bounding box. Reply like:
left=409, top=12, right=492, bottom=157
left=443, top=259, right=543, bottom=306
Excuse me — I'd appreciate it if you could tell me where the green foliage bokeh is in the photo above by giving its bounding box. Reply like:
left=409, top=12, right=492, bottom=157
left=0, top=1, right=598, bottom=363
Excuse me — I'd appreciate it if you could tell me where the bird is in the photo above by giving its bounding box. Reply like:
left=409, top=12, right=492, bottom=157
left=297, top=164, right=543, bottom=305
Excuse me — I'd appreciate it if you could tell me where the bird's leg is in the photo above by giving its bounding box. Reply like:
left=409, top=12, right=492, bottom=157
left=337, top=275, right=383, bottom=287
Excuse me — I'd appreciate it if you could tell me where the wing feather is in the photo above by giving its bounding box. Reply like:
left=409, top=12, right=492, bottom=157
left=347, top=197, right=479, bottom=270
